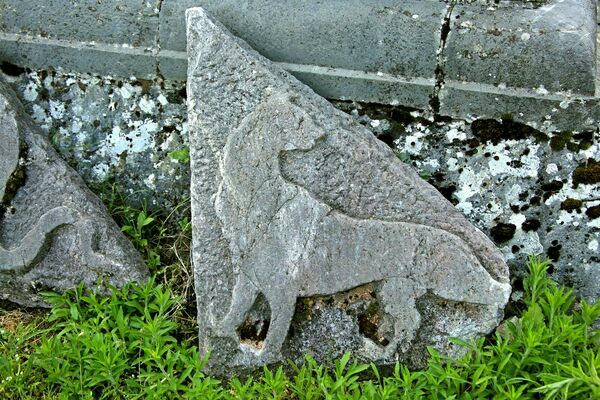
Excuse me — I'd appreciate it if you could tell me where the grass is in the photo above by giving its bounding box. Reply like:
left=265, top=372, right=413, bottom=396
left=0, top=192, right=598, bottom=398
left=97, top=184, right=198, bottom=340
left=1, top=257, right=598, bottom=399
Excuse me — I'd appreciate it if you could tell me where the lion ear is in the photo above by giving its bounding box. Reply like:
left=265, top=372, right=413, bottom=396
left=259, top=96, right=326, bottom=152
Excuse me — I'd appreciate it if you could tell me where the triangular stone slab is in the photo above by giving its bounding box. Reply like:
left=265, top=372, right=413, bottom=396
left=0, top=78, right=148, bottom=307
left=187, top=7, right=511, bottom=375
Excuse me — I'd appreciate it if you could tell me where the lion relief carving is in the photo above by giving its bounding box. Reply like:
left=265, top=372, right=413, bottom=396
left=212, top=95, right=510, bottom=362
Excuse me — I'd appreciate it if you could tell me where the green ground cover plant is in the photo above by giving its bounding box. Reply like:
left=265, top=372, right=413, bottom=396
left=1, top=256, right=598, bottom=399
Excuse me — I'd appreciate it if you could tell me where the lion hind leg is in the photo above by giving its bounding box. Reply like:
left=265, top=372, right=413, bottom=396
left=379, top=278, right=423, bottom=356
left=427, top=237, right=510, bottom=307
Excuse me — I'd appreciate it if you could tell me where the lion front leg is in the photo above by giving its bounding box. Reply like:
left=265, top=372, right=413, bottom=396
left=216, top=272, right=260, bottom=341
left=259, top=291, right=296, bottom=363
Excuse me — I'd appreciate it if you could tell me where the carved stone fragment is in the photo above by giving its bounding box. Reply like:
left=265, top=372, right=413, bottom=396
left=187, top=8, right=511, bottom=375
left=0, top=78, right=148, bottom=307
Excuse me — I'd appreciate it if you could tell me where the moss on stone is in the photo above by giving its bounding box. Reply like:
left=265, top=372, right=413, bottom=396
left=560, top=198, right=583, bottom=212
left=490, top=223, right=517, bottom=244
left=541, top=180, right=563, bottom=192
left=522, top=219, right=541, bottom=232
left=572, top=160, right=600, bottom=186
left=586, top=205, right=600, bottom=220
left=573, top=131, right=594, bottom=151
left=549, top=131, right=572, bottom=151
left=471, top=118, right=548, bottom=146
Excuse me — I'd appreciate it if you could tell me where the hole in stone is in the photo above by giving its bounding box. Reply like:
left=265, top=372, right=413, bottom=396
left=512, top=278, right=524, bottom=292
left=358, top=301, right=389, bottom=346
left=238, top=293, right=270, bottom=350
left=375, top=132, right=398, bottom=148
left=178, top=86, right=187, bottom=100
left=0, top=62, right=26, bottom=76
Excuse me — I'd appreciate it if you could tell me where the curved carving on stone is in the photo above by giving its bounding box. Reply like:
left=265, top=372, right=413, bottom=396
left=75, top=218, right=139, bottom=273
left=0, top=206, right=78, bottom=273
left=187, top=7, right=511, bottom=373
left=213, top=96, right=511, bottom=363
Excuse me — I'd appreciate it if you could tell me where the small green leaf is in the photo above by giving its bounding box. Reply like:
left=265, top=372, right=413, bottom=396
left=395, top=150, right=411, bottom=163
left=136, top=212, right=154, bottom=230
left=168, top=147, right=190, bottom=164
left=69, top=304, right=79, bottom=321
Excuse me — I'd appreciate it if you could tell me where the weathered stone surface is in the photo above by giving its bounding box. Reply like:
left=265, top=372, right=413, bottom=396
left=437, top=0, right=600, bottom=130
left=0, top=78, right=148, bottom=307
left=0, top=0, right=160, bottom=78
left=446, top=0, right=597, bottom=95
left=8, top=68, right=597, bottom=303
left=187, top=8, right=511, bottom=375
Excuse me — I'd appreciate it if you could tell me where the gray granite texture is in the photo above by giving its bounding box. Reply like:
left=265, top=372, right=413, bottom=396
left=437, top=0, right=599, bottom=130
left=1, top=0, right=597, bottom=130
left=187, top=7, right=511, bottom=375
left=0, top=78, right=148, bottom=308
left=447, top=0, right=597, bottom=95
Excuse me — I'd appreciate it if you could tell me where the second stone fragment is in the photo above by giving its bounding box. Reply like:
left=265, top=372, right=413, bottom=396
left=0, top=78, right=149, bottom=307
